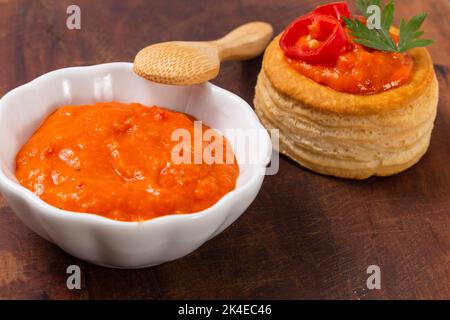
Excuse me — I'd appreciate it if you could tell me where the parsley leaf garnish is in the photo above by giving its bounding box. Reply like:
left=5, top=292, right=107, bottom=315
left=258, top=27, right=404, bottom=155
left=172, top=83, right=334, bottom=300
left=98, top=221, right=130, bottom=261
left=344, top=0, right=434, bottom=53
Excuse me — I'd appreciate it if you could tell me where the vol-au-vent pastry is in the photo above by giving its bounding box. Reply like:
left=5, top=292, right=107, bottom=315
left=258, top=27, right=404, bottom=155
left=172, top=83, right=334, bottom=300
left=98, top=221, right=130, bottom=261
left=254, top=1, right=439, bottom=179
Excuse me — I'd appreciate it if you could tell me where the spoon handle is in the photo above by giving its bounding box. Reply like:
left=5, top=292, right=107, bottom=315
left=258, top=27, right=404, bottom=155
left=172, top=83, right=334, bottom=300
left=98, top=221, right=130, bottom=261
left=210, top=22, right=274, bottom=61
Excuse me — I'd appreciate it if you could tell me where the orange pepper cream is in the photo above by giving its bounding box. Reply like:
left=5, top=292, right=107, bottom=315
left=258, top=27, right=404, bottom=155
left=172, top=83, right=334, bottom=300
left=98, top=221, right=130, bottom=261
left=15, top=102, right=239, bottom=221
left=288, top=30, right=414, bottom=94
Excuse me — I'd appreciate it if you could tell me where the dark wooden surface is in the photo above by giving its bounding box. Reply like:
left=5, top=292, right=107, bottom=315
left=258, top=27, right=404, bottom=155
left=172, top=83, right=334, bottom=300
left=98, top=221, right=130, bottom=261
left=0, top=0, right=449, bottom=300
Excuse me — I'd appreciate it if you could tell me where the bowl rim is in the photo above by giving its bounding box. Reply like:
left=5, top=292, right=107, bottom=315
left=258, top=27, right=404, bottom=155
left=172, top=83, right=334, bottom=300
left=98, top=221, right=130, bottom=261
left=0, top=62, right=271, bottom=227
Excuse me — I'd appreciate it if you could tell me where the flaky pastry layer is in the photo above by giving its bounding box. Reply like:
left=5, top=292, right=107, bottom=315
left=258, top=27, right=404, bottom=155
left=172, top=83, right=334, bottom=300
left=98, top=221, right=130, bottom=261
left=254, top=38, right=439, bottom=178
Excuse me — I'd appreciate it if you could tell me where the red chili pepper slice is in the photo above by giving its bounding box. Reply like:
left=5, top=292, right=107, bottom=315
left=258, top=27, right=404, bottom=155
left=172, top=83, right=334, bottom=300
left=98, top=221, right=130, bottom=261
left=313, top=1, right=351, bottom=24
left=280, top=13, right=349, bottom=64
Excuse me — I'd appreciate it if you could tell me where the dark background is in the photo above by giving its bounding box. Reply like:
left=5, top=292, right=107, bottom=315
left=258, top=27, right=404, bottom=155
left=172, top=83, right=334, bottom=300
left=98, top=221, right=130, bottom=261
left=0, top=0, right=448, bottom=299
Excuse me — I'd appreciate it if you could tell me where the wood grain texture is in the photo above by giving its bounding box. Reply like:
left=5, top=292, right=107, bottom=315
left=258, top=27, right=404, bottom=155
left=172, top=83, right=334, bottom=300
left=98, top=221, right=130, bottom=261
left=0, top=0, right=449, bottom=300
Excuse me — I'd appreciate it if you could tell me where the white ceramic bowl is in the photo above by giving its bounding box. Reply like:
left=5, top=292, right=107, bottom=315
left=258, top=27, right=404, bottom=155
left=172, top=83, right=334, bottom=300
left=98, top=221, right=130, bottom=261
left=0, top=63, right=271, bottom=268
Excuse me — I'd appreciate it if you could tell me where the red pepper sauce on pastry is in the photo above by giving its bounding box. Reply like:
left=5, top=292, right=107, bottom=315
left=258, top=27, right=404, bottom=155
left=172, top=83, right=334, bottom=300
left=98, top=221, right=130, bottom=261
left=279, top=2, right=419, bottom=94
left=254, top=1, right=438, bottom=179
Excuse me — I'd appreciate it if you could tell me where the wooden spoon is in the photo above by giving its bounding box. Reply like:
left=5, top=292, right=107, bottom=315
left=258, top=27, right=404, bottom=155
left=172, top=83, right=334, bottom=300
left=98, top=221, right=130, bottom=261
left=133, top=22, right=274, bottom=85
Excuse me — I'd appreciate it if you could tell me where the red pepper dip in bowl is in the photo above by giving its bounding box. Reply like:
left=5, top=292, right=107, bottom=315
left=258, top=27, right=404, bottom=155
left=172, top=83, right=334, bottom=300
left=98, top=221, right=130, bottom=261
left=15, top=102, right=239, bottom=222
left=0, top=62, right=271, bottom=267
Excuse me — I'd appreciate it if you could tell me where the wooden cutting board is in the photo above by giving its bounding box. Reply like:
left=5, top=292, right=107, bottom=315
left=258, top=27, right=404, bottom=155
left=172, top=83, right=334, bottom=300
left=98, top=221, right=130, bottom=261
left=0, top=0, right=448, bottom=299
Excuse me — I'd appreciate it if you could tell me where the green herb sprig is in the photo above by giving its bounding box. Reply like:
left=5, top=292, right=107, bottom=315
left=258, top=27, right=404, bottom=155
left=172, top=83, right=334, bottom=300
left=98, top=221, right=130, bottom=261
left=344, top=0, right=434, bottom=53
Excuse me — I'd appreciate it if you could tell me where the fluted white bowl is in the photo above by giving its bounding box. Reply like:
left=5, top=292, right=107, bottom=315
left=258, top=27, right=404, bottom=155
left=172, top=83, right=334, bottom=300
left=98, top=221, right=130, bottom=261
left=0, top=63, right=271, bottom=268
